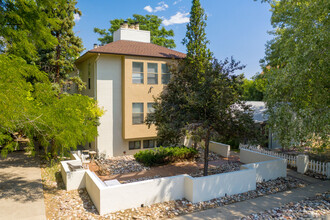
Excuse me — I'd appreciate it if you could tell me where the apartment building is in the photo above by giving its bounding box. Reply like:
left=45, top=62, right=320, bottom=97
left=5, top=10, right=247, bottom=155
left=75, top=22, right=185, bottom=157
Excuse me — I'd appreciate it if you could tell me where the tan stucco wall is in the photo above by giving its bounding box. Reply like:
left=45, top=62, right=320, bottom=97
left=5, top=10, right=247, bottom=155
left=123, top=56, right=174, bottom=140
left=76, top=53, right=177, bottom=157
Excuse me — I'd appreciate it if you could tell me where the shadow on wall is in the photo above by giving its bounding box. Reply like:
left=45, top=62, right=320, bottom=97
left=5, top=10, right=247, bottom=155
left=153, top=176, right=181, bottom=205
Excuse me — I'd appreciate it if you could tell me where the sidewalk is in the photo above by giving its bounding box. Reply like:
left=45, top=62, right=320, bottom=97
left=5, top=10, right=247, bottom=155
left=0, top=151, right=46, bottom=220
left=175, top=172, right=330, bottom=220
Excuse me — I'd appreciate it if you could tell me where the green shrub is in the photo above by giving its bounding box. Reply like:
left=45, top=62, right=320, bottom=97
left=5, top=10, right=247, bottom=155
left=134, top=146, right=198, bottom=166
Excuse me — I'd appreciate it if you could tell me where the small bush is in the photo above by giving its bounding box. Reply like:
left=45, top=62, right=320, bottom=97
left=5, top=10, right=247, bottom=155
left=134, top=146, right=198, bottom=166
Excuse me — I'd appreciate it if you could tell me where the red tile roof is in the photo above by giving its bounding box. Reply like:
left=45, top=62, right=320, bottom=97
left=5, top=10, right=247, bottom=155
left=88, top=40, right=186, bottom=59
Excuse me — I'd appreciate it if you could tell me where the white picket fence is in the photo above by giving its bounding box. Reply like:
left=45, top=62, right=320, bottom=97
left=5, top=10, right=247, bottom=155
left=309, top=160, right=328, bottom=176
left=240, top=145, right=329, bottom=178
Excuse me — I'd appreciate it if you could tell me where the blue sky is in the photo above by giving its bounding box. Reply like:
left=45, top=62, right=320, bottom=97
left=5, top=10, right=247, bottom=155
left=73, top=0, right=273, bottom=79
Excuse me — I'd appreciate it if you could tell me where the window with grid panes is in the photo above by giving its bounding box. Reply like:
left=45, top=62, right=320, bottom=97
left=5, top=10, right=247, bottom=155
left=147, top=63, right=158, bottom=84
left=129, top=141, right=141, bottom=150
left=132, top=62, right=144, bottom=84
left=143, top=140, right=156, bottom=149
left=132, top=103, right=144, bottom=124
left=161, top=64, right=171, bottom=84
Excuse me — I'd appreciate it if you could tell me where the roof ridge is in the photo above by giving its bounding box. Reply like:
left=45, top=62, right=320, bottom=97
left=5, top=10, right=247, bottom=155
left=88, top=40, right=186, bottom=59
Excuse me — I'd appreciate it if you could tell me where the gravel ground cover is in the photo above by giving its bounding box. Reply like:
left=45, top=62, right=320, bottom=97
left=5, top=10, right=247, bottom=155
left=41, top=162, right=307, bottom=220
left=190, top=162, right=241, bottom=177
left=241, top=192, right=330, bottom=220
left=304, top=171, right=328, bottom=180
left=97, top=148, right=222, bottom=176
left=118, top=161, right=241, bottom=184
left=196, top=147, right=223, bottom=162
left=94, top=150, right=240, bottom=184
left=97, top=155, right=150, bottom=175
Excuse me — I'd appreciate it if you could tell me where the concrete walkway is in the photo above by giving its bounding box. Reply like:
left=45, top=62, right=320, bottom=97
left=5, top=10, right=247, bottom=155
left=0, top=151, right=46, bottom=220
left=175, top=173, right=330, bottom=220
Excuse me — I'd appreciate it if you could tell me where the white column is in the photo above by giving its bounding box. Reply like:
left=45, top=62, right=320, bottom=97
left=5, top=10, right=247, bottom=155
left=326, top=162, right=330, bottom=179
left=297, top=154, right=309, bottom=174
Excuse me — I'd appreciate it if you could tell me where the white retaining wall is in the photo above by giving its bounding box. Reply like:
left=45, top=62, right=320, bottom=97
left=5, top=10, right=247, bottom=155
left=60, top=154, right=86, bottom=191
left=94, top=174, right=187, bottom=214
left=62, top=150, right=287, bottom=215
left=85, top=171, right=102, bottom=211
left=240, top=148, right=287, bottom=182
left=240, top=149, right=278, bottom=163
left=209, top=141, right=230, bottom=158
left=85, top=169, right=256, bottom=214
left=185, top=167, right=256, bottom=203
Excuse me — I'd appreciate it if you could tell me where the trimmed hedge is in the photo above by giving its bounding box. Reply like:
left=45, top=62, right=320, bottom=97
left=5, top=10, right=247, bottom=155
left=134, top=146, right=198, bottom=166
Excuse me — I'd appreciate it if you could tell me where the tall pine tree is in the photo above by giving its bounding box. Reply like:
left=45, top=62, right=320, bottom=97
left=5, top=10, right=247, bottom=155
left=147, top=0, right=254, bottom=176
left=38, top=0, right=83, bottom=83
left=183, top=0, right=212, bottom=74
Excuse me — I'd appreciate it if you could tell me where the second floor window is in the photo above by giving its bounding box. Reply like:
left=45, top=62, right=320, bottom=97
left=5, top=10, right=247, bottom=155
left=88, top=63, right=91, bottom=89
left=162, top=64, right=171, bottom=84
left=132, top=62, right=144, bottom=84
left=132, top=103, right=144, bottom=124
left=147, top=63, right=158, bottom=84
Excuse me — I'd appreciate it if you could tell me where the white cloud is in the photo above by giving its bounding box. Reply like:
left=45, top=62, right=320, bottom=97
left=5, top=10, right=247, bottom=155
left=144, top=5, right=153, bottom=13
left=162, top=12, right=190, bottom=26
left=73, top=13, right=81, bottom=22
left=154, top=1, right=168, bottom=12
left=144, top=1, right=168, bottom=13
left=173, top=0, right=182, bottom=5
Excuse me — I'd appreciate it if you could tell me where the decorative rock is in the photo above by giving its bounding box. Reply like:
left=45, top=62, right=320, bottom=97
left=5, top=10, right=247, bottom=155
left=196, top=147, right=223, bottom=162
left=98, top=155, right=150, bottom=175
left=42, top=161, right=314, bottom=220
left=242, top=192, right=330, bottom=219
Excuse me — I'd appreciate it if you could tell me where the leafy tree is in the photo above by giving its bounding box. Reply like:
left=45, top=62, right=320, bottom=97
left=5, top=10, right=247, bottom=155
left=0, top=0, right=57, bottom=62
left=0, top=55, right=103, bottom=158
left=94, top=14, right=176, bottom=48
left=147, top=0, right=255, bottom=176
left=38, top=0, right=83, bottom=83
left=260, top=0, right=330, bottom=150
left=0, top=0, right=103, bottom=159
left=241, top=73, right=267, bottom=101
left=1, top=0, right=83, bottom=83
left=148, top=58, right=255, bottom=176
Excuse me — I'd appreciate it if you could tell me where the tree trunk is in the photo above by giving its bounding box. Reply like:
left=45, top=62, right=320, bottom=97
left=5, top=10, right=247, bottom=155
left=50, top=139, right=57, bottom=159
left=203, top=129, right=211, bottom=176
left=193, top=141, right=197, bottom=149
left=55, top=33, right=60, bottom=83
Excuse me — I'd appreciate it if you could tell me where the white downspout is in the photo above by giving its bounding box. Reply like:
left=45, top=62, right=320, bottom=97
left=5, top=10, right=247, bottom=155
left=94, top=53, right=100, bottom=152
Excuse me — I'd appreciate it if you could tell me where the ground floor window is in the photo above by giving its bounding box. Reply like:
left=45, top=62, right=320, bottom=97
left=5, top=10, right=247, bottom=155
left=143, top=139, right=156, bottom=149
left=129, top=141, right=141, bottom=150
